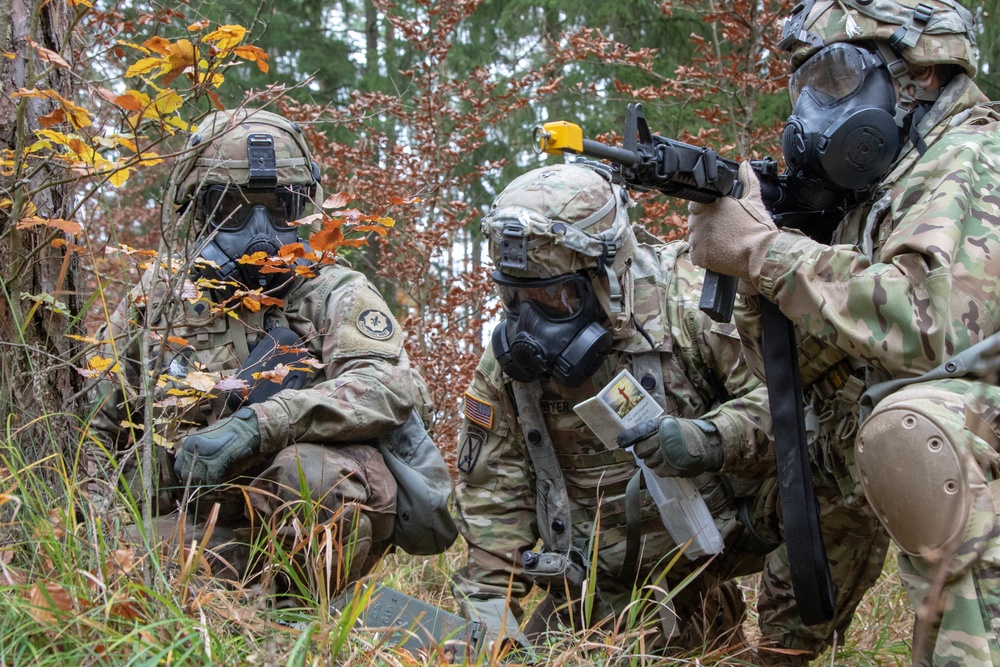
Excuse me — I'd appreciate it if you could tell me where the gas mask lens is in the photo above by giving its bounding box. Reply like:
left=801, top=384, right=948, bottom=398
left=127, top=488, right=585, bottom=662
left=199, top=184, right=307, bottom=230
left=493, top=271, right=588, bottom=320
left=789, top=43, right=877, bottom=106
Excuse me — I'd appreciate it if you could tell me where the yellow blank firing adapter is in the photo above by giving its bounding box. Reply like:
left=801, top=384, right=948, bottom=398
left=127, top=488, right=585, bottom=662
left=532, top=121, right=583, bottom=156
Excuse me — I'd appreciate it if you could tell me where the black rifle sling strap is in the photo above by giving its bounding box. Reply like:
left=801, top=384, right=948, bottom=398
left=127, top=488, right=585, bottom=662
left=760, top=298, right=835, bottom=625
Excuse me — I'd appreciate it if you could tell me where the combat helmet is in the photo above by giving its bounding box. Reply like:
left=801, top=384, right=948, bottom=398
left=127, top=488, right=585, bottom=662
left=483, top=162, right=637, bottom=333
left=780, top=0, right=978, bottom=76
left=165, top=108, right=320, bottom=295
left=168, top=108, right=318, bottom=216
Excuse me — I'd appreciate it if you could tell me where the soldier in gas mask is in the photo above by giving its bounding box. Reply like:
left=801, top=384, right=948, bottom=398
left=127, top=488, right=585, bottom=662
left=681, top=1, right=1000, bottom=664
left=451, top=163, right=884, bottom=663
left=89, top=108, right=454, bottom=603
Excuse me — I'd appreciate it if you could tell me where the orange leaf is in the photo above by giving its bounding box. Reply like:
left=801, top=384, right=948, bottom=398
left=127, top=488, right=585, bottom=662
left=277, top=242, right=307, bottom=258
left=166, top=336, right=190, bottom=347
left=114, top=92, right=144, bottom=112
left=142, top=36, right=173, bottom=57
left=188, top=20, right=210, bottom=31
left=389, top=195, right=422, bottom=205
left=309, top=226, right=344, bottom=253
left=16, top=216, right=82, bottom=234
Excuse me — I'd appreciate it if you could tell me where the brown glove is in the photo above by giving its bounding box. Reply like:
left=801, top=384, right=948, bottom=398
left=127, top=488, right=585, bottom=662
left=687, top=161, right=780, bottom=287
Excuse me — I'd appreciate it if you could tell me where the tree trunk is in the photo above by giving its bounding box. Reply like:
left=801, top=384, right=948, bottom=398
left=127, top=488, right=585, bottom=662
left=0, top=0, right=83, bottom=461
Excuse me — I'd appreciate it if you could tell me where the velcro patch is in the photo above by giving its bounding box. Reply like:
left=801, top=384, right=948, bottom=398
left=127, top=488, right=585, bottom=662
left=464, top=392, right=494, bottom=430
left=356, top=309, right=394, bottom=340
left=457, top=425, right=486, bottom=474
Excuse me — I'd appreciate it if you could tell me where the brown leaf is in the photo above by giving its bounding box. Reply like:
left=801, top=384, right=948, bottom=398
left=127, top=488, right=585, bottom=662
left=16, top=216, right=82, bottom=234
left=28, top=39, right=69, bottom=69
left=322, top=192, right=355, bottom=209
left=29, top=581, right=74, bottom=623
left=38, top=108, right=66, bottom=127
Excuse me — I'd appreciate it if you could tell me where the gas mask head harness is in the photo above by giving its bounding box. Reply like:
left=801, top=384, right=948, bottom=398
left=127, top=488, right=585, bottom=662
left=779, top=0, right=979, bottom=192
left=168, top=109, right=320, bottom=297
left=483, top=163, right=635, bottom=387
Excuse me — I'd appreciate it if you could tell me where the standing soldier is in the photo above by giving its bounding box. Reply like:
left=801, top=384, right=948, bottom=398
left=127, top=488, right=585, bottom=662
left=451, top=163, right=887, bottom=663
left=683, top=1, right=1000, bottom=664
left=89, top=108, right=455, bottom=601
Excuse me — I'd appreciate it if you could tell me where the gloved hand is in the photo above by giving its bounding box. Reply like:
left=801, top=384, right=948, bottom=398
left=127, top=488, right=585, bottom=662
left=687, top=160, right=780, bottom=286
left=174, top=407, right=261, bottom=486
left=617, top=417, right=724, bottom=478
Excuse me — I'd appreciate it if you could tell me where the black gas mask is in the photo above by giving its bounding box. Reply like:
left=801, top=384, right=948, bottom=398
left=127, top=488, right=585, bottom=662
left=194, top=134, right=314, bottom=295
left=782, top=42, right=902, bottom=192
left=490, top=270, right=613, bottom=387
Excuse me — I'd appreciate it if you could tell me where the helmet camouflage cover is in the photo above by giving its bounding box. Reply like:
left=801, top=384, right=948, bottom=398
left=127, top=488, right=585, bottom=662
left=482, top=162, right=637, bottom=330
left=168, top=108, right=317, bottom=214
left=780, top=0, right=978, bottom=75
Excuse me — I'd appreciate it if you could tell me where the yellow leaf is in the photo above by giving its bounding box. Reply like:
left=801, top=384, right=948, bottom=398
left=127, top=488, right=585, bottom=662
left=242, top=297, right=261, bottom=312
left=2, top=51, right=15, bottom=59
left=108, top=167, right=129, bottom=187
left=67, top=0, right=93, bottom=7
left=203, top=24, right=247, bottom=51
left=116, top=40, right=150, bottom=55
left=151, top=89, right=183, bottom=115
left=66, top=334, right=104, bottom=344
left=87, top=356, right=119, bottom=373
left=125, top=57, right=164, bottom=78
left=163, top=115, right=191, bottom=132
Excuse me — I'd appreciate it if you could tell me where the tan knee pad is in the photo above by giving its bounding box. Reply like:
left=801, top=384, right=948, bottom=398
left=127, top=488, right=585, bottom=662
left=856, top=403, right=971, bottom=556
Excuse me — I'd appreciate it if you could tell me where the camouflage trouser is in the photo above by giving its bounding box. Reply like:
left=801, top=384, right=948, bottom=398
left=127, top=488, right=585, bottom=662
left=858, top=379, right=1000, bottom=667
left=125, top=443, right=397, bottom=598
left=750, top=476, right=890, bottom=662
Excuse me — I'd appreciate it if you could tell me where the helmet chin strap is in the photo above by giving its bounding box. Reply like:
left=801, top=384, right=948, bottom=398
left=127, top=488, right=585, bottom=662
left=874, top=42, right=940, bottom=126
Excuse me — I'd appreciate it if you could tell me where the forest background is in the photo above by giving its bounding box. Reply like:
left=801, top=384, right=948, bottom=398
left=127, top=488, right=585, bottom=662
left=0, top=0, right=997, bottom=665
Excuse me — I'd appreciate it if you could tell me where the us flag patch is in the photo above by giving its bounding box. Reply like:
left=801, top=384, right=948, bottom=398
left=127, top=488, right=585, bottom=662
left=464, top=392, right=494, bottom=429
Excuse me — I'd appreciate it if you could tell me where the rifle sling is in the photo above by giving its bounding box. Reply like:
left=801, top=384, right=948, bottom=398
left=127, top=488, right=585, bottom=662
left=760, top=298, right=835, bottom=625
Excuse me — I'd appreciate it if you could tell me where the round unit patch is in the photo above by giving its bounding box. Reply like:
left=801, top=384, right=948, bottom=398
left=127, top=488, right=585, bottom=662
left=356, top=309, right=394, bottom=340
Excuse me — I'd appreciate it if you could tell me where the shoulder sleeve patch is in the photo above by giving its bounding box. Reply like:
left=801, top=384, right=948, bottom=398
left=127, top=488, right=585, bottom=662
left=464, top=392, right=494, bottom=429
left=328, top=280, right=404, bottom=360
left=356, top=308, right=395, bottom=340
left=457, top=424, right=487, bottom=474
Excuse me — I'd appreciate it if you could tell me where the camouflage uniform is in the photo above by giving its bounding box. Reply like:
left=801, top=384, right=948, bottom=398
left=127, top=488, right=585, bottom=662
left=452, top=164, right=885, bottom=659
left=688, top=2, right=1000, bottom=664
left=89, top=109, right=422, bottom=593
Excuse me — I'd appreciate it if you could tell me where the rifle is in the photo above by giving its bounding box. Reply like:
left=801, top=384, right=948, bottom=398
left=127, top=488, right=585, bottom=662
left=533, top=102, right=837, bottom=626
left=532, top=103, right=853, bottom=322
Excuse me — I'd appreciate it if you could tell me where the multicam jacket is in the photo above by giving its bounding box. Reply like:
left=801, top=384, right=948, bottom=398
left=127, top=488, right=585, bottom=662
left=750, top=75, right=1000, bottom=382
left=90, top=258, right=419, bottom=493
left=452, top=240, right=772, bottom=609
